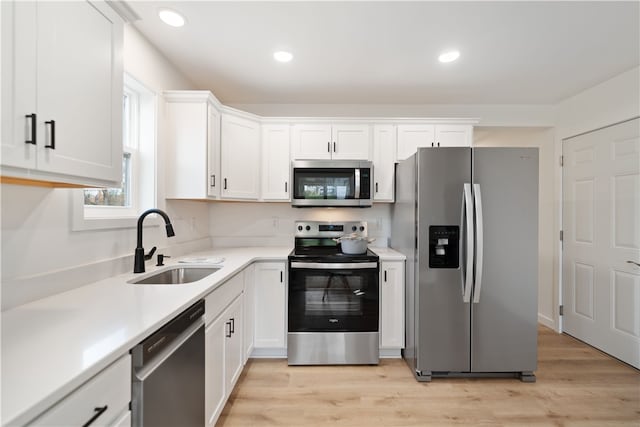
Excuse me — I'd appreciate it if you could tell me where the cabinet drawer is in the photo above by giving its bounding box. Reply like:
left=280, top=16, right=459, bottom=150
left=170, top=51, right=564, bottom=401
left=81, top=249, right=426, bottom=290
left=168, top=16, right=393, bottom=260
left=29, top=355, right=131, bottom=426
left=205, top=272, right=244, bottom=325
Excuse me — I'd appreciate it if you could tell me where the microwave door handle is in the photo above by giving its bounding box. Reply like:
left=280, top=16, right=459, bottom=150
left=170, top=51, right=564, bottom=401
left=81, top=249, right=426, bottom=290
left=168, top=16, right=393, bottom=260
left=354, top=168, right=361, bottom=199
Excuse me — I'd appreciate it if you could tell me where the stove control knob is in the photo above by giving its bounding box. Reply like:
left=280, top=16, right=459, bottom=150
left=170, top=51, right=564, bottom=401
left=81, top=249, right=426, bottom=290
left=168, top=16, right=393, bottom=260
left=297, top=225, right=303, bottom=231
left=352, top=226, right=357, bottom=232
left=305, top=225, right=311, bottom=231
left=359, top=226, right=365, bottom=232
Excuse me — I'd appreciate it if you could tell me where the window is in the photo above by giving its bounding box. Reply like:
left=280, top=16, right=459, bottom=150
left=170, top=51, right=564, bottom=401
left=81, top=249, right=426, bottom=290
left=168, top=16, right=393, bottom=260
left=72, top=74, right=157, bottom=230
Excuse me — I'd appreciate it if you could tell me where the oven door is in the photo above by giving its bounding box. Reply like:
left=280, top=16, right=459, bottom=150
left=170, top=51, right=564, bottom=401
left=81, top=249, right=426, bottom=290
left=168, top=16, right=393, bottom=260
left=288, top=261, right=379, bottom=332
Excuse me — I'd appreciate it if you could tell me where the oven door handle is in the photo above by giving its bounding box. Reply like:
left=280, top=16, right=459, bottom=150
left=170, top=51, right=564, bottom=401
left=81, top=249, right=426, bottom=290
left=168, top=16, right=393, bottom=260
left=290, top=261, right=378, bottom=270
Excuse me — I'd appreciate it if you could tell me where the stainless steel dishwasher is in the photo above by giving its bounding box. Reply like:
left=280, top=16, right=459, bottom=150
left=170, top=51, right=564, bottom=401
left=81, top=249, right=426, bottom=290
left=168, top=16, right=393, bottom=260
left=131, top=300, right=205, bottom=427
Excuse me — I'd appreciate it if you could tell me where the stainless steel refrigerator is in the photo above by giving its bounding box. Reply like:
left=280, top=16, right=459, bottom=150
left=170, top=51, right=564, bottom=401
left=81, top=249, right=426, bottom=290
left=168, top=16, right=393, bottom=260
left=391, top=147, right=538, bottom=382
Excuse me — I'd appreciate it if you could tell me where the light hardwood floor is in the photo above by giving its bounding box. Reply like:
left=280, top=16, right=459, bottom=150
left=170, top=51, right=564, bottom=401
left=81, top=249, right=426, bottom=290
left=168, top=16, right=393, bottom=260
left=217, top=326, right=640, bottom=426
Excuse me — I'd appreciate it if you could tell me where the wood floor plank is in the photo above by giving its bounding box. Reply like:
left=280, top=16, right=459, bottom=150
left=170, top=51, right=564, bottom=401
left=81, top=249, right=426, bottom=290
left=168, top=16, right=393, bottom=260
left=217, top=326, right=640, bottom=426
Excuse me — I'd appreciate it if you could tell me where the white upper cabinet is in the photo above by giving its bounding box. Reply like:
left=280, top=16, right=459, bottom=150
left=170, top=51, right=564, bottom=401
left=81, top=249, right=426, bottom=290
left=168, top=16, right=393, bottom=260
left=291, top=123, right=370, bottom=160
left=220, top=113, right=260, bottom=200
left=397, top=124, right=473, bottom=160
left=1, top=0, right=123, bottom=187
left=261, top=124, right=291, bottom=201
left=372, top=125, right=396, bottom=202
left=396, top=124, right=435, bottom=161
left=435, top=124, right=473, bottom=147
left=164, top=91, right=221, bottom=200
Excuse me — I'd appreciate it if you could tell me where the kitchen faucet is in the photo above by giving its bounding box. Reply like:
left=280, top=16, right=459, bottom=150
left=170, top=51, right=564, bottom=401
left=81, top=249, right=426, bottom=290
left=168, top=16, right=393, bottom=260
left=134, top=209, right=175, bottom=273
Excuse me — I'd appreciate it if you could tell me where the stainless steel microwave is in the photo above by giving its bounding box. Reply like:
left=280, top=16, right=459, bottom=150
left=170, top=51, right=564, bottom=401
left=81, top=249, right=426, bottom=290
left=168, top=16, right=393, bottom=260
left=291, top=160, right=373, bottom=207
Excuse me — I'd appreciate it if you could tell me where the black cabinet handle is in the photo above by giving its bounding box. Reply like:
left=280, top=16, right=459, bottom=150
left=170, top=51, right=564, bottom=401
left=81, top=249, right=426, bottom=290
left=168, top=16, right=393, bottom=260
left=437, top=142, right=440, bottom=147
left=384, top=270, right=387, bottom=282
left=82, top=405, right=108, bottom=427
left=333, top=142, right=336, bottom=152
left=225, top=321, right=232, bottom=338
left=211, top=175, right=215, bottom=187
left=431, top=142, right=434, bottom=147
left=25, top=113, right=36, bottom=145
left=223, top=178, right=227, bottom=190
left=327, top=142, right=330, bottom=153
left=280, top=271, right=283, bottom=283
left=285, top=182, right=288, bottom=193
left=375, top=182, right=379, bottom=193
left=45, top=120, right=55, bottom=149
left=230, top=317, right=235, bottom=334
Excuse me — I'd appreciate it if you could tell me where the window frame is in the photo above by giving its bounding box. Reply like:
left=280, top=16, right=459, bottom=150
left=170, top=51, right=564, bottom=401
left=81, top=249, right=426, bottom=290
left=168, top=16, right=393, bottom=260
left=72, top=73, right=159, bottom=231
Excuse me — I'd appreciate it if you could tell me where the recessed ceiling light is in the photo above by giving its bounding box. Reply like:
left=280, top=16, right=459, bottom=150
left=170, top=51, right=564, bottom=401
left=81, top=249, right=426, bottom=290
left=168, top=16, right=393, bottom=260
left=158, top=8, right=185, bottom=27
left=438, top=50, right=460, bottom=63
left=273, top=51, right=293, bottom=63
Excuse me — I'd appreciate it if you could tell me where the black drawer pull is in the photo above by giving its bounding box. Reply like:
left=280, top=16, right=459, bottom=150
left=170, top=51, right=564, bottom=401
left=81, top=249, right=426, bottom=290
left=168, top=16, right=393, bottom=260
left=44, top=120, right=55, bottom=149
left=82, top=405, right=108, bottom=427
left=280, top=271, right=283, bottom=283
left=230, top=317, right=235, bottom=334
left=285, top=181, right=288, bottom=193
left=25, top=113, right=36, bottom=145
left=225, top=321, right=232, bottom=338
left=211, top=174, right=215, bottom=187
left=223, top=178, right=227, bottom=190
left=384, top=270, right=387, bottom=282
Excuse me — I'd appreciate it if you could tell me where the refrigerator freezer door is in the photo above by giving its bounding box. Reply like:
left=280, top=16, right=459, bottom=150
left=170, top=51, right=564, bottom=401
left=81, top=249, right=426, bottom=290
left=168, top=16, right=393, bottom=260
left=416, top=147, right=472, bottom=374
left=471, top=148, right=538, bottom=373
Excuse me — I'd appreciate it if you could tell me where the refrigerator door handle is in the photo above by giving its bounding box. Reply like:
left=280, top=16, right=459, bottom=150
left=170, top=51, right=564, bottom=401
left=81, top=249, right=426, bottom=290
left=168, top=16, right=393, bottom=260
left=472, top=183, right=484, bottom=303
left=462, top=183, right=474, bottom=303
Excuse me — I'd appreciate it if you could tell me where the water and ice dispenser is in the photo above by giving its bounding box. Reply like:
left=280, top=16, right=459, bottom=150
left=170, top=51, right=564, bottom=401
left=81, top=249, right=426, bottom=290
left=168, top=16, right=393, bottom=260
left=429, top=226, right=460, bottom=268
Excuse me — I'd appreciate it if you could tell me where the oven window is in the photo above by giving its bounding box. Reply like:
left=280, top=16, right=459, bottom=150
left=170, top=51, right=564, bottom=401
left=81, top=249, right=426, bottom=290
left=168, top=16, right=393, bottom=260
left=293, top=169, right=355, bottom=200
left=288, top=267, right=379, bottom=332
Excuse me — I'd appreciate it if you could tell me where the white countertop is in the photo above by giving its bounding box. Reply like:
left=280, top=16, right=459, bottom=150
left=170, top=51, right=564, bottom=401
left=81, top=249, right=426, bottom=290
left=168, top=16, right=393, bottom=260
left=1, top=246, right=404, bottom=426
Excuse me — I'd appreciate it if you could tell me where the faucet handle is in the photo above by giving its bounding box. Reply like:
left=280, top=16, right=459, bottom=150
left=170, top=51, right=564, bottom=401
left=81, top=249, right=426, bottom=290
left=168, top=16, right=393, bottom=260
left=144, top=246, right=157, bottom=260
left=156, top=254, right=171, bottom=266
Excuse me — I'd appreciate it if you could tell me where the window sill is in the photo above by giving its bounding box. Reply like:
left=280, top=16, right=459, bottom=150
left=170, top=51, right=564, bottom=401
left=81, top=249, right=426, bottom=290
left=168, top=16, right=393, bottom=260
left=71, top=191, right=161, bottom=231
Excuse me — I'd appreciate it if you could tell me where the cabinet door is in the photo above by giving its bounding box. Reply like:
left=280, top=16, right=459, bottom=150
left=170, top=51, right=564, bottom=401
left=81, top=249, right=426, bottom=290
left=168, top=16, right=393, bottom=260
left=1, top=0, right=37, bottom=169
left=261, top=124, right=291, bottom=200
left=221, top=114, right=260, bottom=199
left=224, top=296, right=244, bottom=396
left=380, top=261, right=405, bottom=349
left=254, top=262, right=286, bottom=348
left=397, top=124, right=435, bottom=161
left=207, top=105, right=221, bottom=198
left=435, top=124, right=473, bottom=147
left=291, top=124, right=332, bottom=160
left=372, top=125, right=396, bottom=202
left=332, top=124, right=371, bottom=160
left=243, top=264, right=255, bottom=363
left=205, top=316, right=226, bottom=427
left=165, top=100, right=209, bottom=199
left=36, top=1, right=123, bottom=183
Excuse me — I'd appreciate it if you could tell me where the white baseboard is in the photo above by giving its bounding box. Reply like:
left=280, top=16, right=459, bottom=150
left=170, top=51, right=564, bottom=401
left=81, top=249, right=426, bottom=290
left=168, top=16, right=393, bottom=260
left=538, top=313, right=556, bottom=330
left=251, top=348, right=287, bottom=358
left=380, top=349, right=402, bottom=358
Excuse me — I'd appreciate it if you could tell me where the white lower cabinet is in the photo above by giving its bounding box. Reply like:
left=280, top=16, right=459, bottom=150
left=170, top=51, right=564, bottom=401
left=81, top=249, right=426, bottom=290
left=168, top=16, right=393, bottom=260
left=204, top=271, right=245, bottom=427
left=380, top=261, right=405, bottom=349
left=254, top=262, right=287, bottom=349
left=28, top=355, right=131, bottom=426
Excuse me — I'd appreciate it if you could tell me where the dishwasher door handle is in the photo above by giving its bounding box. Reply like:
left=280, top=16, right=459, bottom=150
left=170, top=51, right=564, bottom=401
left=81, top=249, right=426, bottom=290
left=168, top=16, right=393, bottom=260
left=134, top=318, right=204, bottom=382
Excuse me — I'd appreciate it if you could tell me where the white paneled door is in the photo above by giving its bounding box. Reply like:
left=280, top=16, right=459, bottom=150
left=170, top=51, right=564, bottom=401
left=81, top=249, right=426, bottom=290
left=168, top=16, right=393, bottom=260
left=563, top=117, right=640, bottom=369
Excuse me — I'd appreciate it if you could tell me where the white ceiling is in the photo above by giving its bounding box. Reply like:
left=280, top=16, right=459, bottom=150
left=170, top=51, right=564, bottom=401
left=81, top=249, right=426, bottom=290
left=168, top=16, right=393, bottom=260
left=128, top=1, right=640, bottom=105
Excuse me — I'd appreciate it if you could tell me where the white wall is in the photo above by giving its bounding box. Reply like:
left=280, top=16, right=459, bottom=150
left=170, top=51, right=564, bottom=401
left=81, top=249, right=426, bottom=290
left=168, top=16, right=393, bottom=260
left=552, top=66, right=640, bottom=332
left=474, top=127, right=556, bottom=329
left=1, top=25, right=209, bottom=310
left=208, top=202, right=392, bottom=248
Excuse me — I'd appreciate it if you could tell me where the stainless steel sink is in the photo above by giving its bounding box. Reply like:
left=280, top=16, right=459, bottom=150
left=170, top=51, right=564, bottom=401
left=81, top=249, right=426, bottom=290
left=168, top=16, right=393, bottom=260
left=130, top=267, right=220, bottom=285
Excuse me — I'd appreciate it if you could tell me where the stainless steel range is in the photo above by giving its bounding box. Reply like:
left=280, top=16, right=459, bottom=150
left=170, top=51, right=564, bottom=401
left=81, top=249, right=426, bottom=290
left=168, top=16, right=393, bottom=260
left=287, top=221, right=380, bottom=365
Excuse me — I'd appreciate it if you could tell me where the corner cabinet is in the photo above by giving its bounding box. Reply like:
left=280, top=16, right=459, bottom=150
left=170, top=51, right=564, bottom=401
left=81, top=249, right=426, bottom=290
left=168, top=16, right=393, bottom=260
left=220, top=114, right=261, bottom=199
left=261, top=124, right=291, bottom=201
left=380, top=261, right=405, bottom=349
left=397, top=124, right=473, bottom=161
left=291, top=123, right=371, bottom=160
left=372, top=125, right=397, bottom=202
left=1, top=0, right=123, bottom=187
left=164, top=91, right=221, bottom=200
